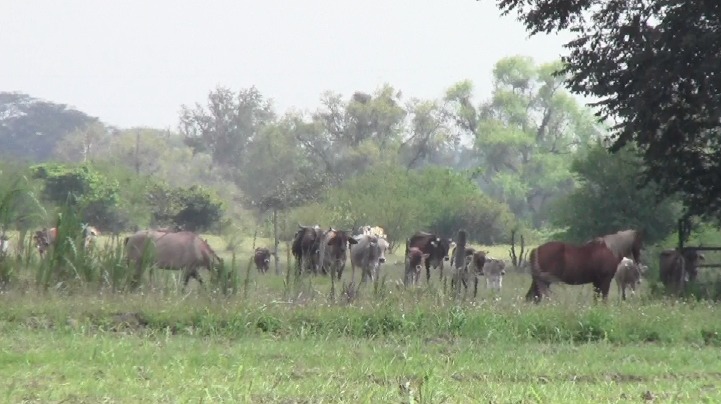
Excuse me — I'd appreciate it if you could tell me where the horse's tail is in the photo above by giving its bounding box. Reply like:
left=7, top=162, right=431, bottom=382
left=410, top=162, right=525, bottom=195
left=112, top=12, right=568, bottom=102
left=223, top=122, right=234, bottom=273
left=525, top=247, right=542, bottom=303
left=529, top=247, right=540, bottom=275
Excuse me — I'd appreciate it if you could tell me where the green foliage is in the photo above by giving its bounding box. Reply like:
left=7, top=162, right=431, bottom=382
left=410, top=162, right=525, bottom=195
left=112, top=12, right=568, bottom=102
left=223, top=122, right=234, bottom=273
left=30, top=163, right=120, bottom=226
left=0, top=92, right=97, bottom=161
left=179, top=86, right=276, bottom=169
left=173, top=185, right=224, bottom=232
left=551, top=142, right=681, bottom=244
left=447, top=56, right=602, bottom=227
left=289, top=164, right=516, bottom=244
left=146, top=182, right=223, bottom=232
left=496, top=0, right=721, bottom=220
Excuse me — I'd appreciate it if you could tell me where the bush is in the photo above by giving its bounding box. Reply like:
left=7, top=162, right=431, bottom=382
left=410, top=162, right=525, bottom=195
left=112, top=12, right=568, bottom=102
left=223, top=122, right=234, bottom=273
left=287, top=164, right=517, bottom=244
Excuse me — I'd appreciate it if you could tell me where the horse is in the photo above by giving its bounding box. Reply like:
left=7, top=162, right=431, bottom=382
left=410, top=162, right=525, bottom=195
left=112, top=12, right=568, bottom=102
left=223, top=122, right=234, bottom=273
left=525, top=229, right=643, bottom=303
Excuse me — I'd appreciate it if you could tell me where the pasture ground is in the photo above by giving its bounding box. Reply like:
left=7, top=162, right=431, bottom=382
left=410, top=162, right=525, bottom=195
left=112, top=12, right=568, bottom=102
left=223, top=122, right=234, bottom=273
left=2, top=234, right=721, bottom=402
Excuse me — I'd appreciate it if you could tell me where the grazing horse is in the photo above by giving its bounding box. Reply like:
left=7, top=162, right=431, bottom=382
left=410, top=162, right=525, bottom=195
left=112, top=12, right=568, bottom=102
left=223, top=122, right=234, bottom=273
left=525, top=229, right=643, bottom=303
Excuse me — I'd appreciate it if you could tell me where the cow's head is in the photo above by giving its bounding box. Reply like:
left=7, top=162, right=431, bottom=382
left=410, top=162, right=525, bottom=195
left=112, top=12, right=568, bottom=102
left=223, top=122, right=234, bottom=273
left=326, top=229, right=358, bottom=257
left=81, top=224, right=100, bottom=249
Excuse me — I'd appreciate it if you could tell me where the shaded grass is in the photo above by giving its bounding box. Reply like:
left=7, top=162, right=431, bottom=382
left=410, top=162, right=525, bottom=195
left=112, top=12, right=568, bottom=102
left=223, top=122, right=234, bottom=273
left=1, top=290, right=720, bottom=346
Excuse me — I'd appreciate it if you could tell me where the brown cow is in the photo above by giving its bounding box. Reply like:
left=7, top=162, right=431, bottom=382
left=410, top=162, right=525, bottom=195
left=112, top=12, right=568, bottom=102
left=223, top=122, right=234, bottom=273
left=405, top=247, right=430, bottom=286
left=124, top=230, right=223, bottom=286
left=525, top=229, right=643, bottom=303
left=254, top=247, right=272, bottom=273
left=659, top=249, right=705, bottom=294
left=34, top=224, right=100, bottom=258
left=291, top=224, right=324, bottom=274
left=318, top=228, right=358, bottom=280
left=406, top=231, right=453, bottom=283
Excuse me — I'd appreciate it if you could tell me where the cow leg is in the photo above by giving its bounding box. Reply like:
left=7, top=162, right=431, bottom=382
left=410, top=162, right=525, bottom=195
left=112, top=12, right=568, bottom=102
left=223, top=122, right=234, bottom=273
left=473, top=276, right=479, bottom=299
left=425, top=263, right=431, bottom=284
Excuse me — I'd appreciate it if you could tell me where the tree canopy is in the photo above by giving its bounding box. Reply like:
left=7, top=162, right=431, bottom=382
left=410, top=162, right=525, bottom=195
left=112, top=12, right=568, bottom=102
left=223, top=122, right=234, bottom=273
left=496, top=0, right=721, bottom=220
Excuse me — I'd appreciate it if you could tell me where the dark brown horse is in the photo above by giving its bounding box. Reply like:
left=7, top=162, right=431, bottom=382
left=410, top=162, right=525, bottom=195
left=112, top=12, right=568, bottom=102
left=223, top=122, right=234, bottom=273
left=525, top=229, right=643, bottom=303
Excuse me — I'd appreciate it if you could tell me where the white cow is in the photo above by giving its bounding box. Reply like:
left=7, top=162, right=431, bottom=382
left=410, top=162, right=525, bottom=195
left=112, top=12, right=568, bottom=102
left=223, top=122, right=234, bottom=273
left=359, top=225, right=388, bottom=240
left=615, top=257, right=646, bottom=300
left=350, top=234, right=389, bottom=283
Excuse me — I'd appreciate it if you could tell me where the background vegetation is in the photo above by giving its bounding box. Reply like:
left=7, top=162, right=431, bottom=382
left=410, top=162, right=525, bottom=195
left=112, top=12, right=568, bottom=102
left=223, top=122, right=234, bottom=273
left=2, top=52, right=721, bottom=402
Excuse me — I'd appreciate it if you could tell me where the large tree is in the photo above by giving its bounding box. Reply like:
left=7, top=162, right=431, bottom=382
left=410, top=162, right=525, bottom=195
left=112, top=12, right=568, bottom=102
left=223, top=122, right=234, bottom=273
left=552, top=142, right=681, bottom=245
left=446, top=57, right=601, bottom=226
left=496, top=0, right=721, bottom=221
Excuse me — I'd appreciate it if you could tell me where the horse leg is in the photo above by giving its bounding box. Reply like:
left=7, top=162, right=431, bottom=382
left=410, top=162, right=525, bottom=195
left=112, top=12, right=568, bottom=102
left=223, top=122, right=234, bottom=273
left=593, top=278, right=611, bottom=303
left=526, top=278, right=542, bottom=303
left=192, top=269, right=203, bottom=285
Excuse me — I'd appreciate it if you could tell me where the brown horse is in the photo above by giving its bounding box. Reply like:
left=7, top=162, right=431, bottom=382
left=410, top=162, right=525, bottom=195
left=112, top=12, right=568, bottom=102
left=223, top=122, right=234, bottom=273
left=525, top=229, right=643, bottom=303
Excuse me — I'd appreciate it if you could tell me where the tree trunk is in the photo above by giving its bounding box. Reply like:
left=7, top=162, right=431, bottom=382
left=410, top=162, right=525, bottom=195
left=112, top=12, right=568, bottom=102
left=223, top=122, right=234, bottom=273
left=273, top=208, right=280, bottom=276
left=134, top=129, right=141, bottom=175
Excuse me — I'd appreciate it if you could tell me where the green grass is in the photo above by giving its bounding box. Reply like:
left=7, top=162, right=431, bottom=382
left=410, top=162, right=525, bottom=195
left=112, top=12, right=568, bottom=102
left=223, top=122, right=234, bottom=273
left=3, top=232, right=721, bottom=402
left=2, top=327, right=721, bottom=402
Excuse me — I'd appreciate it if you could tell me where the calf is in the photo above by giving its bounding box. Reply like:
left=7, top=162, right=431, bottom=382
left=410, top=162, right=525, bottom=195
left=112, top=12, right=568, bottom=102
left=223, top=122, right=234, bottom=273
left=480, top=257, right=506, bottom=294
left=615, top=257, right=646, bottom=300
left=350, top=234, right=388, bottom=283
left=457, top=250, right=488, bottom=298
left=406, top=231, right=453, bottom=283
left=405, top=247, right=430, bottom=287
left=254, top=247, right=272, bottom=273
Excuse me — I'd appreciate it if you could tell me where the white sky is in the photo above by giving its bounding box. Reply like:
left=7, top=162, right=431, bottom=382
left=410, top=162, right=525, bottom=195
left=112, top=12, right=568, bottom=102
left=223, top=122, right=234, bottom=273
left=1, top=1, right=573, bottom=130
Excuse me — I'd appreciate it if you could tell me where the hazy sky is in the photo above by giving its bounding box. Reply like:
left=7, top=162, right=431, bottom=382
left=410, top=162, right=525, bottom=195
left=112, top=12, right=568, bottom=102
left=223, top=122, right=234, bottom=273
left=2, top=1, right=573, bottom=130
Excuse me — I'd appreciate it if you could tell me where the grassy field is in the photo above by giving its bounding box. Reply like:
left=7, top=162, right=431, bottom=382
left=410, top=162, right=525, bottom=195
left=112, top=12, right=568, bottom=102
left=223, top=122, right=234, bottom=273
left=2, top=233, right=721, bottom=402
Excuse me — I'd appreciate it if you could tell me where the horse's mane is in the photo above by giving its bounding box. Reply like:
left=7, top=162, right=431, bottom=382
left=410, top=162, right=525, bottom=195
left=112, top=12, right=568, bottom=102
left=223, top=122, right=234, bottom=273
left=600, top=229, right=638, bottom=259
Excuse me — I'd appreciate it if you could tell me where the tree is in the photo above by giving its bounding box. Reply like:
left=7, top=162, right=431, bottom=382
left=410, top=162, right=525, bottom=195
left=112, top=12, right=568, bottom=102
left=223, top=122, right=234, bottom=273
left=53, top=121, right=110, bottom=163
left=551, top=142, right=681, bottom=245
left=446, top=57, right=601, bottom=226
left=30, top=164, right=120, bottom=226
left=496, top=0, right=721, bottom=220
left=0, top=92, right=98, bottom=161
left=288, top=164, right=517, bottom=245
left=179, top=86, right=276, bottom=171
left=400, top=99, right=456, bottom=169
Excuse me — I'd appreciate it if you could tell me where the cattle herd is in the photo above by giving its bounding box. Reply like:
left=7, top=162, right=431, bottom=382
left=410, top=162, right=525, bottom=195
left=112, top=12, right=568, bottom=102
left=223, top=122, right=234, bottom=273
left=0, top=222, right=707, bottom=300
